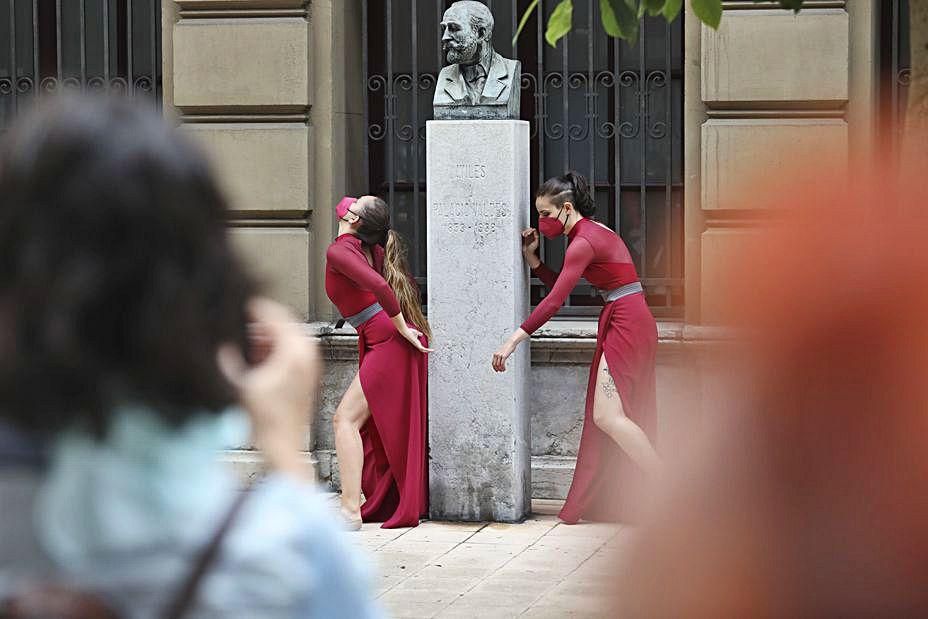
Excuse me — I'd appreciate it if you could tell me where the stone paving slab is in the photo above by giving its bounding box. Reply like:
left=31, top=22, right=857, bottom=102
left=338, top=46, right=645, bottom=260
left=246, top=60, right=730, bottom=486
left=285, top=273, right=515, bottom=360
left=350, top=500, right=622, bottom=618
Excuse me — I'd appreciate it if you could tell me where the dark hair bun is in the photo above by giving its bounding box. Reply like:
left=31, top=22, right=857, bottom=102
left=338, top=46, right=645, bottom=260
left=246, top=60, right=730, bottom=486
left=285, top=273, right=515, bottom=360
left=535, top=170, right=596, bottom=217
left=356, top=196, right=392, bottom=247
left=564, top=171, right=595, bottom=217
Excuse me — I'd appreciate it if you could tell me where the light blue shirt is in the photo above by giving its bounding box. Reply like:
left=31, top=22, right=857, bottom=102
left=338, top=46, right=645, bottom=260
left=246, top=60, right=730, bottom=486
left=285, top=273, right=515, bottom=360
left=33, top=406, right=383, bottom=619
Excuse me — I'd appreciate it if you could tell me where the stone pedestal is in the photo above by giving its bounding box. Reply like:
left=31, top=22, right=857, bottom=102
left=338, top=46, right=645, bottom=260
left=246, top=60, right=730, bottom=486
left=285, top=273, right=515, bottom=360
left=426, top=120, right=531, bottom=522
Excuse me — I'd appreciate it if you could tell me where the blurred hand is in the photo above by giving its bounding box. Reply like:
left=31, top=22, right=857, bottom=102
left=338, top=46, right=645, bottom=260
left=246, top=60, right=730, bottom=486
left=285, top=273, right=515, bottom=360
left=218, top=298, right=320, bottom=480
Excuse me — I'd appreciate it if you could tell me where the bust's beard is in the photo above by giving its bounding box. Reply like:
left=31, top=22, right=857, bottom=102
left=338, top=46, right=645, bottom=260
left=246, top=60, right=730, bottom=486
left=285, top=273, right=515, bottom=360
left=445, top=38, right=482, bottom=65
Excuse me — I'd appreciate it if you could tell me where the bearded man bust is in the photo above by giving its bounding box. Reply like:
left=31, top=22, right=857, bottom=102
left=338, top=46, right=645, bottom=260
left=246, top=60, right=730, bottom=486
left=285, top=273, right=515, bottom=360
left=433, top=1, right=521, bottom=120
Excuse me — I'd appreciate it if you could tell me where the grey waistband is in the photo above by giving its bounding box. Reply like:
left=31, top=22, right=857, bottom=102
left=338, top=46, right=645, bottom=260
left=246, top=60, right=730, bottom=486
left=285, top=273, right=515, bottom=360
left=345, top=302, right=383, bottom=328
left=601, top=281, right=644, bottom=302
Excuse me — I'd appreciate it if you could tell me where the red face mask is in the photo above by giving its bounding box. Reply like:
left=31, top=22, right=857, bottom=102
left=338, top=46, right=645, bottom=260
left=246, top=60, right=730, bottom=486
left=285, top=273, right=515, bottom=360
left=336, top=196, right=358, bottom=221
left=538, top=205, right=567, bottom=239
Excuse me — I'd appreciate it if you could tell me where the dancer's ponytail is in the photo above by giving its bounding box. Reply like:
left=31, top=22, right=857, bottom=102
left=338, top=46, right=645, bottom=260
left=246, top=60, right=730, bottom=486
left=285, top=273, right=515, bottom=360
left=384, top=229, right=432, bottom=341
left=536, top=170, right=596, bottom=217
left=356, top=196, right=431, bottom=341
left=563, top=171, right=595, bottom=217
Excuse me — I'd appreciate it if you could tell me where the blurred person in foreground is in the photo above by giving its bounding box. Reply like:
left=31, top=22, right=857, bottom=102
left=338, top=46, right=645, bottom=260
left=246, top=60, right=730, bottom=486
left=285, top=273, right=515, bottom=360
left=614, top=167, right=928, bottom=617
left=0, top=95, right=382, bottom=618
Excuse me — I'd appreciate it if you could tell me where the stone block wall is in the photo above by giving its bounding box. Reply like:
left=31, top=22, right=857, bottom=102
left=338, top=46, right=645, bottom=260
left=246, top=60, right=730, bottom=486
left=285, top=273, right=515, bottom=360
left=163, top=0, right=366, bottom=463
left=162, top=0, right=366, bottom=322
left=164, top=1, right=314, bottom=319
left=686, top=1, right=877, bottom=325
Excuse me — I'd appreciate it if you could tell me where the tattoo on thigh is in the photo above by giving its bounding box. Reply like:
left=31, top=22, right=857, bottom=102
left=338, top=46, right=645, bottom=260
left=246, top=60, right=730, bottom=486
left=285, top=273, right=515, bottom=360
left=601, top=367, right=618, bottom=399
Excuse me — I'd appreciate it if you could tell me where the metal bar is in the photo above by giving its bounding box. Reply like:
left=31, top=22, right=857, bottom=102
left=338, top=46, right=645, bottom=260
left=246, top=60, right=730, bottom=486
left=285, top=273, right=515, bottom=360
left=362, top=0, right=369, bottom=191
left=561, top=8, right=568, bottom=170
left=638, top=18, right=646, bottom=278
left=537, top=0, right=547, bottom=269
left=664, top=18, right=672, bottom=307
left=412, top=0, right=420, bottom=274
left=8, top=0, right=17, bottom=112
left=897, top=0, right=907, bottom=155
left=562, top=3, right=570, bottom=308
left=511, top=0, right=516, bottom=57
left=127, top=0, right=133, bottom=93
left=587, top=0, right=594, bottom=194
left=103, top=0, right=110, bottom=84
left=155, top=0, right=162, bottom=99
left=80, top=0, right=86, bottom=87
left=613, top=31, right=620, bottom=237
left=32, top=0, right=38, bottom=93
left=891, top=0, right=898, bottom=154
left=56, top=0, right=62, bottom=82
left=386, top=0, right=394, bottom=207
left=536, top=0, right=544, bottom=190
left=151, top=0, right=157, bottom=95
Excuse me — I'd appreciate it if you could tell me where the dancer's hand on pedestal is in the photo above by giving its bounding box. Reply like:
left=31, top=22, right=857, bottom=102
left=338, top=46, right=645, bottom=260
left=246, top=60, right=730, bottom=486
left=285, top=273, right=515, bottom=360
left=217, top=297, right=319, bottom=482
left=492, top=341, right=515, bottom=372
left=492, top=329, right=529, bottom=372
left=401, top=325, right=434, bottom=354
left=521, top=228, right=541, bottom=269
left=390, top=312, right=434, bottom=354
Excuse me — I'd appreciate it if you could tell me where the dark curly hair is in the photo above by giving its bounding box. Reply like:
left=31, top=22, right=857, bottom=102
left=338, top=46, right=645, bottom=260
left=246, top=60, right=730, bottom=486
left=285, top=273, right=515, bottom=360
left=0, top=95, right=256, bottom=438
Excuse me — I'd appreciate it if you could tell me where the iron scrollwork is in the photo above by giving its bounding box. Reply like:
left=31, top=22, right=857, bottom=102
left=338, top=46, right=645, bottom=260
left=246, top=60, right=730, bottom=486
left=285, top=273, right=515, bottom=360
left=362, top=1, right=684, bottom=316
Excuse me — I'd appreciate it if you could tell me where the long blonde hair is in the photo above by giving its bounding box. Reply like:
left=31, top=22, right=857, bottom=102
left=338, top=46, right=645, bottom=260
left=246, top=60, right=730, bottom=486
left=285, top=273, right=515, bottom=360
left=356, top=197, right=432, bottom=341
left=384, top=229, right=432, bottom=341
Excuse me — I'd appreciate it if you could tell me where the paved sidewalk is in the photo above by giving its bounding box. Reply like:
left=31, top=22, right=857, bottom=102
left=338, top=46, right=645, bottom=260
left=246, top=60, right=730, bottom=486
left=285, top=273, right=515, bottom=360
left=349, top=500, right=627, bottom=618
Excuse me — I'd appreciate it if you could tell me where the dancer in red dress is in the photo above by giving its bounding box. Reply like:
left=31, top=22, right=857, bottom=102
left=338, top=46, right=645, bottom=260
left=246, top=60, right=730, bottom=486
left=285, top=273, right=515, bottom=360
left=492, top=172, right=660, bottom=524
left=326, top=196, right=432, bottom=529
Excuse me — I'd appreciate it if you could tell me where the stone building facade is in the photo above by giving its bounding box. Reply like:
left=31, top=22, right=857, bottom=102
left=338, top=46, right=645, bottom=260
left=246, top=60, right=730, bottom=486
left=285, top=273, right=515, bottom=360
left=160, top=1, right=883, bottom=498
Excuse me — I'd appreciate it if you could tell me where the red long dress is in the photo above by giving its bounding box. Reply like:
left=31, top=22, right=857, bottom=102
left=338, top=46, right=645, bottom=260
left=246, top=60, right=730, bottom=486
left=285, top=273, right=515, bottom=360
left=522, top=218, right=657, bottom=524
left=325, top=233, right=428, bottom=528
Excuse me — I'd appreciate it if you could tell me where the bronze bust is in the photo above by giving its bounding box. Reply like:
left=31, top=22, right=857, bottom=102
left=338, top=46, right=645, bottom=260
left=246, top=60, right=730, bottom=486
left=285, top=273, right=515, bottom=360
left=433, top=1, right=521, bottom=120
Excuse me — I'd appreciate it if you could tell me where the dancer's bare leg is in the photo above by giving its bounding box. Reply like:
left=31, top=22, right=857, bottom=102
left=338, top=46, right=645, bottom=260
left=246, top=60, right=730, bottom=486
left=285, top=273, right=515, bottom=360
left=591, top=354, right=661, bottom=474
left=333, top=372, right=371, bottom=521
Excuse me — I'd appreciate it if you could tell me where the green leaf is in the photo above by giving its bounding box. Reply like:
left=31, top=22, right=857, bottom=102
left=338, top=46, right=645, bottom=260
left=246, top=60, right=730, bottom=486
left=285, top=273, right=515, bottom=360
left=545, top=0, right=573, bottom=48
left=512, top=0, right=540, bottom=46
left=600, top=0, right=621, bottom=37
left=641, top=0, right=664, bottom=16
left=661, top=0, right=683, bottom=22
left=599, top=0, right=639, bottom=43
left=691, top=0, right=722, bottom=29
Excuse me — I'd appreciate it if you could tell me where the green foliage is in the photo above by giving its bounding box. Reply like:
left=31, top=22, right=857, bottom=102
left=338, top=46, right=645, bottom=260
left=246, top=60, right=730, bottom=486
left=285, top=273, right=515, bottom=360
left=661, top=0, right=683, bottom=22
left=600, top=0, right=639, bottom=43
left=691, top=0, right=722, bottom=29
left=512, top=0, right=540, bottom=46
left=545, top=0, right=574, bottom=47
left=641, top=0, right=665, bottom=16
left=513, top=0, right=806, bottom=48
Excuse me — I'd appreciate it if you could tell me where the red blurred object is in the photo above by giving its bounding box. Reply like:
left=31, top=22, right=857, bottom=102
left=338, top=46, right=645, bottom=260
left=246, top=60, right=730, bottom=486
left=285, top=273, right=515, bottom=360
left=614, top=157, right=928, bottom=617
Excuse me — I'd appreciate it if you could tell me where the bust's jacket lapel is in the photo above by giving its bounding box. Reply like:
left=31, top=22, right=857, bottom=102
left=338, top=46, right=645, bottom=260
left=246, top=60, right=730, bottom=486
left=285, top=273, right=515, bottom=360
left=442, top=64, right=468, bottom=103
left=480, top=53, right=510, bottom=102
